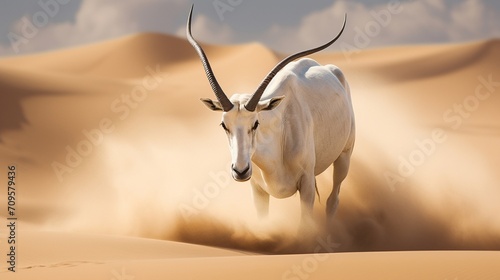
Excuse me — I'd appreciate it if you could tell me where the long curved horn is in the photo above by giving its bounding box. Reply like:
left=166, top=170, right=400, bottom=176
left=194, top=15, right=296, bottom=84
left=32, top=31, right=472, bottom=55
left=245, top=14, right=348, bottom=112
left=187, top=4, right=234, bottom=111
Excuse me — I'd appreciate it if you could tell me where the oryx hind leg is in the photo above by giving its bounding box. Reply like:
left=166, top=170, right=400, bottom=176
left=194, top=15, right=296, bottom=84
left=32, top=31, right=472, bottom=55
left=326, top=150, right=352, bottom=222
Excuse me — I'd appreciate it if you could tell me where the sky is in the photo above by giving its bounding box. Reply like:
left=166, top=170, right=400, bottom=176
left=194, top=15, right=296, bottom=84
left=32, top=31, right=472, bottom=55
left=0, top=0, right=499, bottom=57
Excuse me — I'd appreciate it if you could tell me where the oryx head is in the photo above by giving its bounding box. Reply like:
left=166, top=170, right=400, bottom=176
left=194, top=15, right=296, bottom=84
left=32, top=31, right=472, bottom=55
left=187, top=5, right=346, bottom=182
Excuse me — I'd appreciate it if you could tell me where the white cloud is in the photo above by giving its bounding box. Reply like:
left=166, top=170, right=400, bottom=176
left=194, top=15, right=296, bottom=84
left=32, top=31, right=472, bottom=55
left=72, top=0, right=140, bottom=40
left=0, top=0, right=189, bottom=56
left=0, top=0, right=498, bottom=57
left=175, top=13, right=235, bottom=45
left=450, top=0, right=484, bottom=40
left=264, top=0, right=499, bottom=53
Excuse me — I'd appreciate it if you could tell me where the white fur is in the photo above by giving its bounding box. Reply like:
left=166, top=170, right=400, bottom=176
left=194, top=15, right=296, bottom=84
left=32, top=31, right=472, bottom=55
left=204, top=58, right=355, bottom=225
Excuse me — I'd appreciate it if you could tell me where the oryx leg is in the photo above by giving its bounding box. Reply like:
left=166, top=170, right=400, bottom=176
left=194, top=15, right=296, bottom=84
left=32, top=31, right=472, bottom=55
left=299, top=174, right=316, bottom=229
left=251, top=180, right=269, bottom=219
left=326, top=151, right=351, bottom=222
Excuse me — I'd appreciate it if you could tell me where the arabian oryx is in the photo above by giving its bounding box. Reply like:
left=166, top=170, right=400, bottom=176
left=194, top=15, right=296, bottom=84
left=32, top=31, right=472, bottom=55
left=187, top=5, right=355, bottom=226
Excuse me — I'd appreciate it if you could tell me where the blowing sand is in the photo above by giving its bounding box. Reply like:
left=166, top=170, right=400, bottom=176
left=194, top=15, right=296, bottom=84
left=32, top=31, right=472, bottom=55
left=0, top=33, right=499, bottom=279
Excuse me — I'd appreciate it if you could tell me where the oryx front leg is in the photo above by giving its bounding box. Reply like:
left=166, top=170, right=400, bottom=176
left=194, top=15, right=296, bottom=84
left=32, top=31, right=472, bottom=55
left=298, top=174, right=316, bottom=229
left=327, top=151, right=351, bottom=222
left=251, top=180, right=269, bottom=219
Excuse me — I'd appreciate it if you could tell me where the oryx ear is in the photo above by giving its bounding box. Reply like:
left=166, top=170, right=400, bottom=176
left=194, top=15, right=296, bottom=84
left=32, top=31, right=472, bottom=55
left=201, top=98, right=224, bottom=111
left=256, top=96, right=285, bottom=111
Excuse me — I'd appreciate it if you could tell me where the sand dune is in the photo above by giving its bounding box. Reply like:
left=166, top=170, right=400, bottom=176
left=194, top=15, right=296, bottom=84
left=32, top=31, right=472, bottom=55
left=5, top=230, right=500, bottom=279
left=0, top=34, right=499, bottom=278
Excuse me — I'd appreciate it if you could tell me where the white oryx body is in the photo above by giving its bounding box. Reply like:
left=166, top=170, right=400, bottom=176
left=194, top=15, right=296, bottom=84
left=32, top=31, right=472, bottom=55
left=223, top=58, right=355, bottom=222
left=187, top=5, right=354, bottom=224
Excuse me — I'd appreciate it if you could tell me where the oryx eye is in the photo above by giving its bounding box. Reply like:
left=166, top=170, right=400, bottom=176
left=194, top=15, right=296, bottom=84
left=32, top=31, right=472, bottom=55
left=252, top=120, right=259, bottom=131
left=220, top=122, right=229, bottom=132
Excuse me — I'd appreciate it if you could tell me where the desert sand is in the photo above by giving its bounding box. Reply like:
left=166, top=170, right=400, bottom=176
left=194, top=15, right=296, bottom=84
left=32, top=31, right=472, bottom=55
left=0, top=33, right=499, bottom=279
